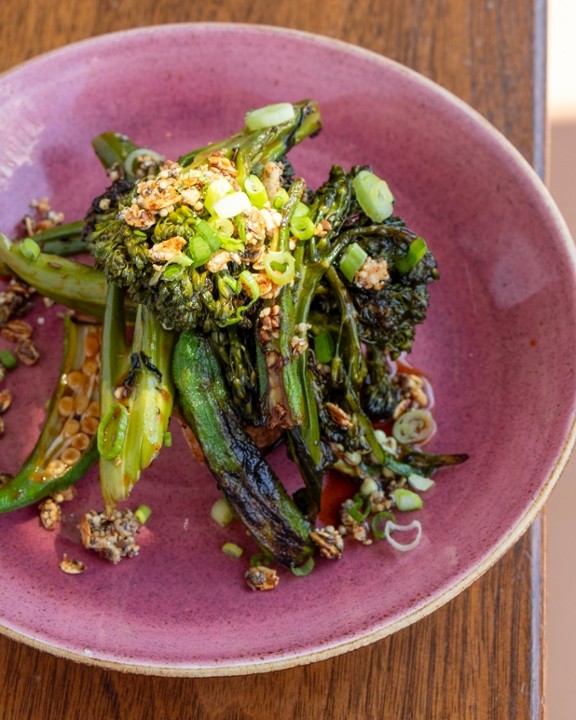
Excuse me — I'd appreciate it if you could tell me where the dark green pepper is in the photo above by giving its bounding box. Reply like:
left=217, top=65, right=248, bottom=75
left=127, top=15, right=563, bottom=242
left=173, top=330, right=314, bottom=569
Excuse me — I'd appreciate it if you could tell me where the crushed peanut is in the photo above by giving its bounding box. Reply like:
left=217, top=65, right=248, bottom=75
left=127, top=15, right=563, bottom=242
left=80, top=509, right=141, bottom=564
left=59, top=554, right=86, bottom=575
left=245, top=565, right=280, bottom=591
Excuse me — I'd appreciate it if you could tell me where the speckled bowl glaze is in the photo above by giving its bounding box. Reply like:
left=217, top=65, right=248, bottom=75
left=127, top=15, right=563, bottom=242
left=1, top=24, right=575, bottom=676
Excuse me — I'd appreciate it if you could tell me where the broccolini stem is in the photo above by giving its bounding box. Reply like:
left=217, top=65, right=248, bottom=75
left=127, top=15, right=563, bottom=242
left=178, top=99, right=322, bottom=186
left=98, top=285, right=174, bottom=512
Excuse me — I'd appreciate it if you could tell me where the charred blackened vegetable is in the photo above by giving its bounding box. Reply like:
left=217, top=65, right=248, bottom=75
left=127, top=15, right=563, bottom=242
left=173, top=331, right=313, bottom=569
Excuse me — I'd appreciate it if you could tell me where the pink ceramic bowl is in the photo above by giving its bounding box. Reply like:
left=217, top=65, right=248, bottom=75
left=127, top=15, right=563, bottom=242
left=1, top=24, right=575, bottom=675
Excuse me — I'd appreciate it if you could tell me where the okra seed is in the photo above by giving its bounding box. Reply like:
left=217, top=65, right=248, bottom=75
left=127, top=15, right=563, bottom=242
left=70, top=432, right=90, bottom=451
left=80, top=416, right=99, bottom=436
left=63, top=419, right=80, bottom=438
left=57, top=396, right=75, bottom=416
left=60, top=447, right=81, bottom=466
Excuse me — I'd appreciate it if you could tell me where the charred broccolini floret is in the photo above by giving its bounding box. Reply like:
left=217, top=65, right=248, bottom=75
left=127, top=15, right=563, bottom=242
left=83, top=100, right=322, bottom=333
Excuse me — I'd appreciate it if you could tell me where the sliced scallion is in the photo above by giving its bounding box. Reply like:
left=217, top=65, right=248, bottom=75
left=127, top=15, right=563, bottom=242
left=245, top=102, right=295, bottom=131
left=272, top=188, right=290, bottom=210
left=244, top=174, right=268, bottom=208
left=339, top=242, right=367, bottom=282
left=134, top=504, right=152, bottom=524
left=212, top=191, right=251, bottom=220
left=407, top=473, right=435, bottom=492
left=262, top=251, right=295, bottom=285
left=290, top=214, right=316, bottom=241
left=204, top=177, right=235, bottom=215
left=395, top=237, right=428, bottom=274
left=97, top=402, right=129, bottom=461
left=384, top=519, right=423, bottom=552
left=392, top=408, right=437, bottom=445
left=371, top=511, right=396, bottom=539
left=291, top=556, right=315, bottom=576
left=189, top=236, right=212, bottom=268
left=210, top=497, right=234, bottom=527
left=195, top=218, right=223, bottom=252
left=393, top=488, right=423, bottom=512
left=222, top=542, right=244, bottom=558
left=352, top=169, right=394, bottom=222
left=238, top=270, right=261, bottom=300
left=20, top=238, right=41, bottom=262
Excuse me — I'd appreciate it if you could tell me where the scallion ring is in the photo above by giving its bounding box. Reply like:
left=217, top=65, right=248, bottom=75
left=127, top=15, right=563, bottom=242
left=339, top=242, right=368, bottom=282
left=384, top=519, right=423, bottom=552
left=392, top=408, right=437, bottom=444
left=352, top=169, right=395, bottom=222
left=245, top=102, right=296, bottom=131
left=393, top=488, right=423, bottom=512
left=262, top=251, right=295, bottom=285
left=395, top=237, right=428, bottom=274
left=97, top=402, right=129, bottom=461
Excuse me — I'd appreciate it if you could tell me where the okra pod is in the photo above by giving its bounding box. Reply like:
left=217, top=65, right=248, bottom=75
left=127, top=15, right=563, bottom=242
left=173, top=331, right=314, bottom=569
left=0, top=316, right=101, bottom=513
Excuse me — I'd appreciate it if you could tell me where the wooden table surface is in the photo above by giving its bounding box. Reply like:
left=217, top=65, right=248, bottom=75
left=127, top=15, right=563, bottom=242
left=0, top=1, right=547, bottom=718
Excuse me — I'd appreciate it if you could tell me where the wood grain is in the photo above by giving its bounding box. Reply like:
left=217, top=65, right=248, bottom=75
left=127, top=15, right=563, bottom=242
left=0, top=1, right=546, bottom=718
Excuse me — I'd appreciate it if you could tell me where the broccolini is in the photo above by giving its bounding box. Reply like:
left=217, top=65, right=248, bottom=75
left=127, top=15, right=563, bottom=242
left=0, top=100, right=468, bottom=586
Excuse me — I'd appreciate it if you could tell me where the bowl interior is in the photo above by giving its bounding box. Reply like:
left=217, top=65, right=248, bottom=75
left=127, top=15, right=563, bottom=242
left=1, top=24, right=575, bottom=674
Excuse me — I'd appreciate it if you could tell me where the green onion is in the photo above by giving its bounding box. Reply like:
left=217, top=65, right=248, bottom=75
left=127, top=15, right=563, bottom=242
left=291, top=556, right=315, bottom=576
left=238, top=271, right=261, bottom=300
left=162, top=264, right=184, bottom=280
left=352, top=169, right=394, bottom=222
left=222, top=542, right=244, bottom=558
left=245, top=102, right=295, bottom=131
left=134, top=504, right=152, bottom=524
left=97, top=402, right=129, bottom=461
left=359, top=477, right=380, bottom=496
left=0, top=349, right=18, bottom=369
left=348, top=493, right=371, bottom=522
left=244, top=174, right=269, bottom=208
left=208, top=217, right=235, bottom=237
left=292, top=201, right=310, bottom=217
left=339, top=242, right=368, bottom=282
left=163, top=431, right=172, bottom=448
left=407, top=473, right=435, bottom=492
left=290, top=215, right=316, bottom=241
left=19, top=238, right=41, bottom=262
left=371, top=511, right=396, bottom=539
left=393, top=488, right=423, bottom=512
left=395, top=237, right=428, bottom=274
left=262, top=251, right=295, bottom=285
left=314, top=330, right=335, bottom=364
left=204, top=177, right=234, bottom=215
left=212, top=191, right=251, bottom=219
left=272, top=188, right=290, bottom=210
left=195, top=218, right=223, bottom=252
left=189, top=236, right=212, bottom=268
left=210, top=497, right=234, bottom=527
left=392, top=408, right=437, bottom=444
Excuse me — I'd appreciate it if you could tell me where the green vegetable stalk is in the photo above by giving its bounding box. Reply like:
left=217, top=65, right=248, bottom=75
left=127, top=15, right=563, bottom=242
left=173, top=331, right=314, bottom=569
left=98, top=284, right=175, bottom=513
left=0, top=317, right=100, bottom=513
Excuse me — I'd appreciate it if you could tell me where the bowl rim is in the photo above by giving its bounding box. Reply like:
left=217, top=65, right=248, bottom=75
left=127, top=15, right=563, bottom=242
left=1, top=21, right=575, bottom=677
